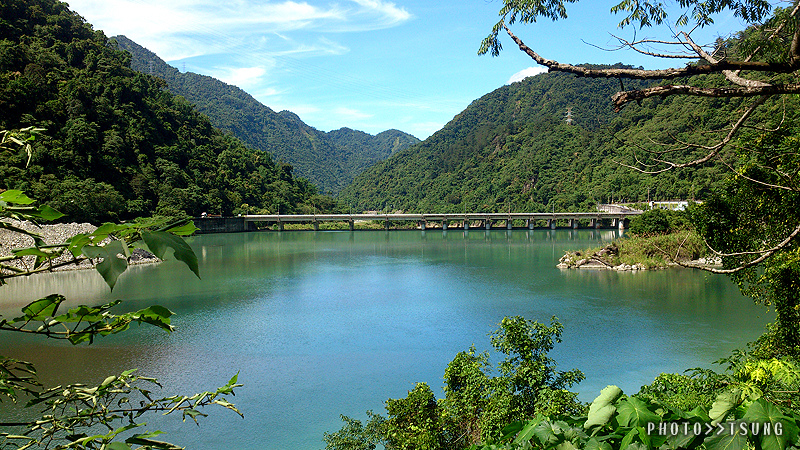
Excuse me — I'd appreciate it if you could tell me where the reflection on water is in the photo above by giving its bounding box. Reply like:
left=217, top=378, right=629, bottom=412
left=0, top=230, right=771, bottom=450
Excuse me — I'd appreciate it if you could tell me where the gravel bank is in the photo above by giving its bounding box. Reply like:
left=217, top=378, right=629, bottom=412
left=0, top=219, right=158, bottom=274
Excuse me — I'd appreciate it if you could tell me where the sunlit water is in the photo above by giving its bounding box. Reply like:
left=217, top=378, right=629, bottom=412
left=0, top=230, right=771, bottom=449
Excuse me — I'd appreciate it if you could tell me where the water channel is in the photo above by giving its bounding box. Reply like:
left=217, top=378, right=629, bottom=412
left=0, top=230, right=771, bottom=449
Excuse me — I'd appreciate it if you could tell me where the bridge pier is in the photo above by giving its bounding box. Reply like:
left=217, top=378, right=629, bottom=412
left=223, top=211, right=643, bottom=234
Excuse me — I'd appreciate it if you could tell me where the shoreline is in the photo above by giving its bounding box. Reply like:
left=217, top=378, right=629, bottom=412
left=0, top=219, right=159, bottom=275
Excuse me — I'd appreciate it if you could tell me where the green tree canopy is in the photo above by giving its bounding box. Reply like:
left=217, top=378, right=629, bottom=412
left=482, top=0, right=800, bottom=356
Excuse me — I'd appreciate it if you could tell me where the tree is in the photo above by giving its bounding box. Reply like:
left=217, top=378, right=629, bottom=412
left=481, top=0, right=800, bottom=355
left=324, top=316, right=585, bottom=450
left=0, top=135, right=241, bottom=449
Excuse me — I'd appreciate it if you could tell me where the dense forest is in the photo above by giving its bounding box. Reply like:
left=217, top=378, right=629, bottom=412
left=111, top=36, right=419, bottom=194
left=0, top=0, right=337, bottom=223
left=338, top=66, right=733, bottom=213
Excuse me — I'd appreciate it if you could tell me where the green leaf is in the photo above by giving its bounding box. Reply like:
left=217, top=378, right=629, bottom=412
left=742, top=399, right=797, bottom=450
left=0, top=190, right=34, bottom=205
left=585, top=385, right=623, bottom=432
left=709, top=390, right=744, bottom=425
left=83, top=241, right=129, bottom=291
left=32, top=205, right=63, bottom=221
left=704, top=424, right=748, bottom=450
left=66, top=234, right=92, bottom=258
left=132, top=305, right=174, bottom=333
left=163, top=220, right=199, bottom=236
left=620, top=427, right=638, bottom=450
left=102, top=442, right=132, bottom=450
left=533, top=420, right=563, bottom=446
left=585, top=437, right=612, bottom=450
left=15, top=294, right=64, bottom=321
left=513, top=420, right=540, bottom=444
left=141, top=231, right=200, bottom=279
left=616, top=397, right=661, bottom=428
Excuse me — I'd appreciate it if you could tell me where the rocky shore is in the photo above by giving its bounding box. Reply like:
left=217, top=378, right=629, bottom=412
left=0, top=219, right=158, bottom=274
left=556, top=243, right=722, bottom=271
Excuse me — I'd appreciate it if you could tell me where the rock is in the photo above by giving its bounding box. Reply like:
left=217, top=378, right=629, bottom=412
left=0, top=219, right=159, bottom=275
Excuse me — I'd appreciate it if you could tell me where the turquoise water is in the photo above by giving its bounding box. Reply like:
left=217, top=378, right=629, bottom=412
left=0, top=230, right=770, bottom=449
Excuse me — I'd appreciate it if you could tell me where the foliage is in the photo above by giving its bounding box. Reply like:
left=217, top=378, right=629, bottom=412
left=690, top=103, right=800, bottom=357
left=468, top=384, right=800, bottom=450
left=561, top=231, right=707, bottom=269
left=0, top=0, right=331, bottom=223
left=112, top=36, right=420, bottom=194
left=472, top=352, right=800, bottom=450
left=0, top=189, right=241, bottom=449
left=339, top=68, right=727, bottom=214
left=628, top=210, right=672, bottom=236
left=324, top=316, right=585, bottom=450
left=476, top=0, right=800, bottom=359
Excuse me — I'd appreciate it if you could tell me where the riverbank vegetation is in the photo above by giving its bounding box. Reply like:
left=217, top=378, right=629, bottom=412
left=559, top=209, right=710, bottom=270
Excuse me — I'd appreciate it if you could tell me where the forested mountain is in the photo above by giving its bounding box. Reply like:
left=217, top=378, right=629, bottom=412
left=338, top=67, right=731, bottom=213
left=0, top=0, right=334, bottom=223
left=112, top=36, right=419, bottom=194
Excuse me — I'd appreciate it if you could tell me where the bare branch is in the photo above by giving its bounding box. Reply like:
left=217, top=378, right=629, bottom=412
left=676, top=222, right=800, bottom=274
left=682, top=31, right=772, bottom=88
left=610, top=84, right=798, bottom=109
left=504, top=24, right=800, bottom=83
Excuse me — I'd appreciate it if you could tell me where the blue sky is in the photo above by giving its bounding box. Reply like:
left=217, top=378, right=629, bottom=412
left=66, top=0, right=751, bottom=139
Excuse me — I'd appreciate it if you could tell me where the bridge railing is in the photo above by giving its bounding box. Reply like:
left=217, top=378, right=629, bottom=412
left=193, top=211, right=642, bottom=233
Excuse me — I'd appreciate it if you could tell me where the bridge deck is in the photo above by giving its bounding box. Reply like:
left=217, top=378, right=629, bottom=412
left=242, top=212, right=641, bottom=223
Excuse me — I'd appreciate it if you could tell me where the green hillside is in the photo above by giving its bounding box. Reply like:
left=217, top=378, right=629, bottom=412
left=0, top=0, right=331, bottom=223
left=338, top=67, right=732, bottom=213
left=112, top=36, right=419, bottom=194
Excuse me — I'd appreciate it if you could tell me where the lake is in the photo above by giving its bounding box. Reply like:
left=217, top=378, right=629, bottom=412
left=0, top=229, right=771, bottom=449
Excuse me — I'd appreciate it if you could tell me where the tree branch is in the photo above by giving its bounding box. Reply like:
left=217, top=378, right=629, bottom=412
left=504, top=24, right=800, bottom=83
left=610, top=84, right=797, bottom=109
left=676, top=221, right=800, bottom=274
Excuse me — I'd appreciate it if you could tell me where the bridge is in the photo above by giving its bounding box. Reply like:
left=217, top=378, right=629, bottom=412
left=194, top=211, right=643, bottom=234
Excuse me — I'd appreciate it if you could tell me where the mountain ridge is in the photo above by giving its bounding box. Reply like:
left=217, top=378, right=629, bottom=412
left=112, top=35, right=420, bottom=194
left=338, top=66, right=730, bottom=212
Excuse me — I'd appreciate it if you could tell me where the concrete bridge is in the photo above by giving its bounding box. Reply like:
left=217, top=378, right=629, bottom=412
left=194, top=211, right=642, bottom=233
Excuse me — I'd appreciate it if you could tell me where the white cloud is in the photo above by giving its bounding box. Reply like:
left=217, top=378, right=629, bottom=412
left=333, top=107, right=374, bottom=120
left=70, top=0, right=411, bottom=60
left=507, top=66, right=548, bottom=84
left=209, top=66, right=268, bottom=89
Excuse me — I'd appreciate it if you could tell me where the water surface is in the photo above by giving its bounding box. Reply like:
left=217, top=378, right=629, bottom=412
left=0, top=230, right=770, bottom=449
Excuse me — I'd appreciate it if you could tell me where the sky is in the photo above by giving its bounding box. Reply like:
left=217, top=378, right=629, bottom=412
left=64, top=0, right=753, bottom=139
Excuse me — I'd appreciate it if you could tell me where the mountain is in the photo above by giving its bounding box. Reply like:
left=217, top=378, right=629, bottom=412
left=337, top=67, right=732, bottom=213
left=0, top=0, right=331, bottom=223
left=111, top=36, right=419, bottom=194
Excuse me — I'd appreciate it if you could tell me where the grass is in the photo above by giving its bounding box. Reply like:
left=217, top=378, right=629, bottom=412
left=561, top=230, right=709, bottom=269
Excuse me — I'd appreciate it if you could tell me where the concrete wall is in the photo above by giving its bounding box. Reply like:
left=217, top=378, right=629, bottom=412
left=194, top=217, right=253, bottom=234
